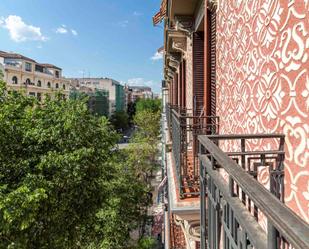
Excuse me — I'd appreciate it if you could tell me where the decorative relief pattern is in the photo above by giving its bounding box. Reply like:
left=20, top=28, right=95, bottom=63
left=216, top=0, right=309, bottom=222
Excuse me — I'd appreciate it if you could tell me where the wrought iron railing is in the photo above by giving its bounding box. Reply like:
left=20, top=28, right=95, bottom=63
left=171, top=107, right=219, bottom=198
left=198, top=134, right=309, bottom=249
left=166, top=103, right=172, bottom=132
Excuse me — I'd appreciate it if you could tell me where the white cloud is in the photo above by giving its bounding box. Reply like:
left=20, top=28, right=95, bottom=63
left=71, top=29, right=78, bottom=36
left=55, top=25, right=78, bottom=36
left=0, top=15, right=47, bottom=42
left=56, top=25, right=68, bottom=34
left=151, top=51, right=163, bottom=61
left=118, top=20, right=129, bottom=28
left=133, top=11, right=143, bottom=16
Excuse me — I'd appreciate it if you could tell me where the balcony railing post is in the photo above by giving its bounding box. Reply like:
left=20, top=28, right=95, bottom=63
left=200, top=153, right=207, bottom=249
left=267, top=223, right=278, bottom=249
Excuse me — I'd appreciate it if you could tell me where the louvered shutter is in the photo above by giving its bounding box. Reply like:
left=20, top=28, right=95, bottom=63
left=209, top=10, right=216, bottom=117
left=182, top=60, right=186, bottom=109
left=193, top=32, right=205, bottom=116
left=174, top=73, right=178, bottom=106
left=178, top=64, right=182, bottom=108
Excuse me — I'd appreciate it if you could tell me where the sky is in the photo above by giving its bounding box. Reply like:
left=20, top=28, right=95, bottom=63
left=0, top=0, right=164, bottom=93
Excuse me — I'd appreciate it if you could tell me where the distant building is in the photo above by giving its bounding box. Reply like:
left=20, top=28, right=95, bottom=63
left=125, top=85, right=153, bottom=103
left=70, top=85, right=109, bottom=117
left=0, top=50, right=70, bottom=100
left=70, top=78, right=125, bottom=115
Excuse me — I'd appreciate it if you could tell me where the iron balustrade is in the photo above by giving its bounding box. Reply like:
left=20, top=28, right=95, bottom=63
left=171, top=107, right=219, bottom=198
left=198, top=134, right=309, bottom=249
left=166, top=103, right=173, bottom=132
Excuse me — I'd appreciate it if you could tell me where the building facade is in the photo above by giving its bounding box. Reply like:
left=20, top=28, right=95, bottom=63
left=124, top=85, right=154, bottom=104
left=70, top=86, right=109, bottom=117
left=70, top=78, right=125, bottom=115
left=157, top=0, right=309, bottom=249
left=0, top=51, right=70, bottom=100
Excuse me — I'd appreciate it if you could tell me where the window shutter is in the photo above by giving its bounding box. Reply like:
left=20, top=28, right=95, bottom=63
left=209, top=10, right=216, bottom=117
left=182, top=60, right=186, bottom=109
left=193, top=32, right=205, bottom=116
left=174, top=73, right=178, bottom=106
left=178, top=64, right=182, bottom=108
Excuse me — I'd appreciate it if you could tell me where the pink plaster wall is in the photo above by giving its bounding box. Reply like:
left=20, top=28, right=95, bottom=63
left=216, top=0, right=309, bottom=222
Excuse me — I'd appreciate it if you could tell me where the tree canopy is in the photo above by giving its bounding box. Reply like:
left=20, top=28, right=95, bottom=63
left=0, top=81, right=152, bottom=249
left=135, top=99, right=161, bottom=114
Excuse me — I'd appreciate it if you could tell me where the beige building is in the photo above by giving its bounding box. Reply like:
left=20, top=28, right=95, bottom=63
left=0, top=51, right=70, bottom=100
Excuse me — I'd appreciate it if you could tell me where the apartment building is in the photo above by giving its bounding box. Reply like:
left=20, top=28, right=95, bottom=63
left=70, top=85, right=109, bottom=117
left=156, top=0, right=309, bottom=249
left=70, top=78, right=125, bottom=115
left=0, top=51, right=70, bottom=100
left=125, top=85, right=154, bottom=104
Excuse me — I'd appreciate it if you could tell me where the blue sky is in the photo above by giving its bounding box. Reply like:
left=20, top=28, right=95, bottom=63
left=0, top=0, right=164, bottom=93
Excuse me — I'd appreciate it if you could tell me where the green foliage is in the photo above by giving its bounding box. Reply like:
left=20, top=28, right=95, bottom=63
left=135, top=237, right=156, bottom=249
left=0, top=68, right=3, bottom=80
left=133, top=110, right=161, bottom=143
left=110, top=110, right=129, bottom=131
left=135, top=99, right=161, bottom=114
left=0, top=81, right=150, bottom=249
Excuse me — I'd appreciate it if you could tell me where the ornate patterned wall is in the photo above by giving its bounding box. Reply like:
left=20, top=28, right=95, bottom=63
left=216, top=0, right=309, bottom=222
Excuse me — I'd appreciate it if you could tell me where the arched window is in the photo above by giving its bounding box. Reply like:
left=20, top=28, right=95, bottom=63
left=56, top=83, right=59, bottom=89
left=63, top=84, right=66, bottom=90
left=37, top=80, right=42, bottom=87
left=47, top=82, right=51, bottom=88
left=25, top=78, right=31, bottom=85
left=12, top=76, right=18, bottom=84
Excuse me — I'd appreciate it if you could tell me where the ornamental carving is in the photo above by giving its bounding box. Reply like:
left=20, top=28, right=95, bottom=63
left=172, top=37, right=187, bottom=53
left=174, top=15, right=194, bottom=34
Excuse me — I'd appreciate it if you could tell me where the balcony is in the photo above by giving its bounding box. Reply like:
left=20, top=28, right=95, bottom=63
left=169, top=105, right=219, bottom=198
left=198, top=134, right=309, bottom=249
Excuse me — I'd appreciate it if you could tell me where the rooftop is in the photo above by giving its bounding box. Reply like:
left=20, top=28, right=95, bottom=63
left=0, top=50, right=62, bottom=70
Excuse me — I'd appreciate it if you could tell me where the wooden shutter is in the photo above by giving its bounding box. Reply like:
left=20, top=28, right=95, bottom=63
left=182, top=60, right=186, bottom=109
left=178, top=65, right=182, bottom=108
left=193, top=32, right=205, bottom=116
left=209, top=9, right=216, bottom=117
left=174, top=73, right=178, bottom=106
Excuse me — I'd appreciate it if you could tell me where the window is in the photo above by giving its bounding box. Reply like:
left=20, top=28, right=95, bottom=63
left=47, top=82, right=51, bottom=88
left=56, top=83, right=59, bottom=89
left=63, top=84, right=66, bottom=90
left=37, top=80, right=42, bottom=87
left=25, top=78, right=31, bottom=85
left=25, top=62, right=32, bottom=72
left=29, top=92, right=36, bottom=97
left=12, top=76, right=18, bottom=84
left=55, top=71, right=60, bottom=78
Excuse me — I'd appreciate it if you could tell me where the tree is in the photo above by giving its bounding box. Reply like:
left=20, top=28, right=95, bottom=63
left=0, top=81, right=146, bottom=248
left=133, top=110, right=161, bottom=142
left=110, top=110, right=129, bottom=131
left=135, top=99, right=161, bottom=114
